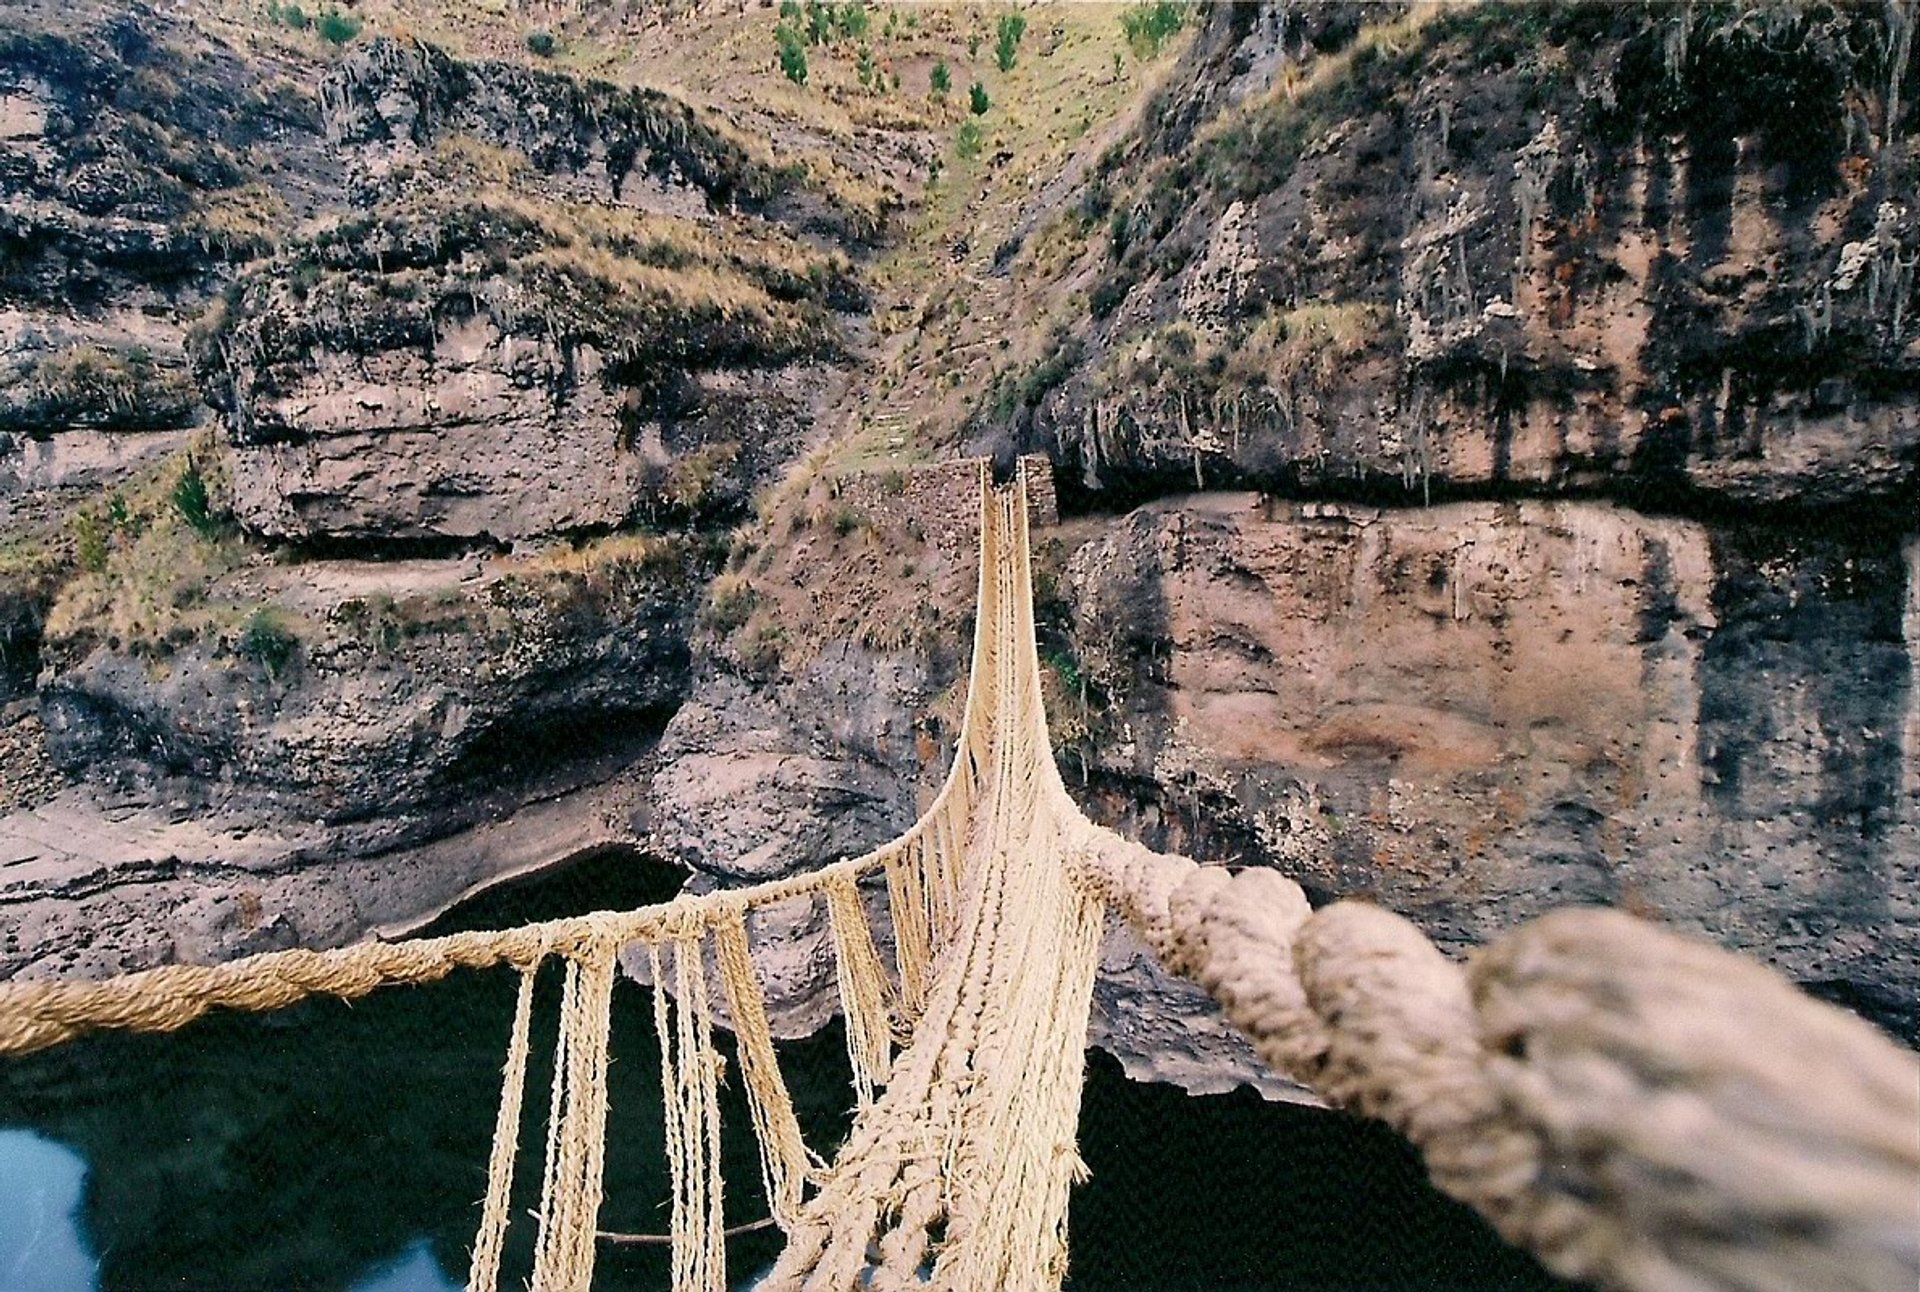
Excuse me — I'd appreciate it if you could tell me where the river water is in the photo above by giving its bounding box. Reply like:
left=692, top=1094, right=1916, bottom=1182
left=0, top=855, right=1572, bottom=1292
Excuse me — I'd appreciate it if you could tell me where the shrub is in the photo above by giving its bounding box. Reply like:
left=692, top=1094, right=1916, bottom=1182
left=737, top=623, right=785, bottom=677
left=778, top=0, right=801, bottom=17
left=837, top=1, right=869, bottom=41
left=315, top=9, right=360, bottom=45
left=776, top=22, right=809, bottom=84
left=525, top=30, right=556, bottom=56
left=267, top=1, right=311, bottom=30
left=931, top=59, right=952, bottom=96
left=827, top=503, right=866, bottom=537
left=71, top=511, right=110, bottom=574
left=171, top=458, right=219, bottom=538
left=1089, top=270, right=1135, bottom=319
left=857, top=43, right=878, bottom=89
left=969, top=81, right=990, bottom=115
left=957, top=120, right=985, bottom=160
left=995, top=13, right=1026, bottom=71
left=1044, top=647, right=1084, bottom=695
left=702, top=577, right=758, bottom=634
left=1121, top=1, right=1188, bottom=57
left=804, top=1, right=835, bottom=45
left=239, top=607, right=299, bottom=679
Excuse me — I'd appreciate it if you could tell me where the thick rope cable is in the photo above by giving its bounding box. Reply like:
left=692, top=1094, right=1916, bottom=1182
left=467, top=961, right=540, bottom=1292
left=527, top=941, right=617, bottom=1292
left=649, top=945, right=692, bottom=1285
left=1076, top=837, right=1920, bottom=1292
left=883, top=851, right=932, bottom=1023
left=673, top=935, right=727, bottom=1292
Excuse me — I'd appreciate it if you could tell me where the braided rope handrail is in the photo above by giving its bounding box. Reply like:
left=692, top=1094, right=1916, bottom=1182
left=1073, top=833, right=1920, bottom=1292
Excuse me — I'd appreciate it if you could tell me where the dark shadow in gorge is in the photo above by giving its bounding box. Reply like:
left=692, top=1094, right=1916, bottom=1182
left=1069, top=1049, right=1584, bottom=1292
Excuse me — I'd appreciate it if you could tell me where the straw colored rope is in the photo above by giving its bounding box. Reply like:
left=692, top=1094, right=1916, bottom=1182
left=468, top=961, right=540, bottom=1292
left=713, top=909, right=815, bottom=1230
left=883, top=851, right=932, bottom=1022
left=528, top=942, right=618, bottom=1292
left=825, top=872, right=896, bottom=1105
left=1076, top=837, right=1920, bottom=1292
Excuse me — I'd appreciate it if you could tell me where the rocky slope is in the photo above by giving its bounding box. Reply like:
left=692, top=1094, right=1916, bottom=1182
left=0, top=0, right=889, bottom=978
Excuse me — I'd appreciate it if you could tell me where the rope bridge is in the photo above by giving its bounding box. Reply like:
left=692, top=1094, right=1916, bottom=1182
left=1, top=465, right=1915, bottom=1292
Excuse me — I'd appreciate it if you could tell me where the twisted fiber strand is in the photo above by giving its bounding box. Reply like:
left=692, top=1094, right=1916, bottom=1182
left=712, top=910, right=814, bottom=1231
left=883, top=851, right=932, bottom=1022
left=466, top=960, right=541, bottom=1292
left=683, top=936, right=728, bottom=1291
left=532, top=957, right=574, bottom=1255
left=527, top=942, right=617, bottom=1292
left=649, top=944, right=692, bottom=1287
left=825, top=871, right=896, bottom=1105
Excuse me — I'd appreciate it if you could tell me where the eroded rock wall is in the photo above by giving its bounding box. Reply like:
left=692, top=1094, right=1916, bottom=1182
left=1002, top=3, right=1920, bottom=515
left=1059, top=493, right=1918, bottom=1039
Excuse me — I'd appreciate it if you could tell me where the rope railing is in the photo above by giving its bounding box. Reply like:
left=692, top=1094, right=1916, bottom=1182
left=1073, top=824, right=1920, bottom=1292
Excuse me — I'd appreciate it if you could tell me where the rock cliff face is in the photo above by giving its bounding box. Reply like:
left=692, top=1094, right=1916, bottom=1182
left=999, top=3, right=1920, bottom=518
left=201, top=36, right=865, bottom=546
left=0, top=2, right=878, bottom=981
left=1058, top=493, right=1917, bottom=1038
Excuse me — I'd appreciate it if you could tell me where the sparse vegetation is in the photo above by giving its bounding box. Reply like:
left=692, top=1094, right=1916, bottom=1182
left=42, top=445, right=250, bottom=666
left=170, top=456, right=222, bottom=539
left=314, top=8, right=361, bottom=45
left=265, top=0, right=310, bottom=31
left=837, top=1, right=870, bottom=42
left=1121, top=1, right=1188, bottom=58
left=931, top=59, right=952, bottom=97
left=1228, top=302, right=1388, bottom=386
left=969, top=81, right=991, bottom=115
left=702, top=575, right=760, bottom=634
left=239, top=607, right=299, bottom=679
left=3, top=345, right=199, bottom=433
left=736, top=621, right=786, bottom=677
left=957, top=120, right=985, bottom=160
left=187, top=183, right=291, bottom=259
left=777, top=22, right=809, bottom=85
left=526, top=30, right=557, bottom=57
left=825, top=502, right=868, bottom=538
left=643, top=443, right=741, bottom=520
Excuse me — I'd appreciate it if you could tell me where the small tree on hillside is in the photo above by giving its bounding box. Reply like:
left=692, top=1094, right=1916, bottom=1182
left=957, top=120, right=984, bottom=161
left=995, top=13, right=1026, bottom=71
left=969, top=80, right=990, bottom=115
left=777, top=22, right=809, bottom=84
left=931, top=59, right=952, bottom=96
